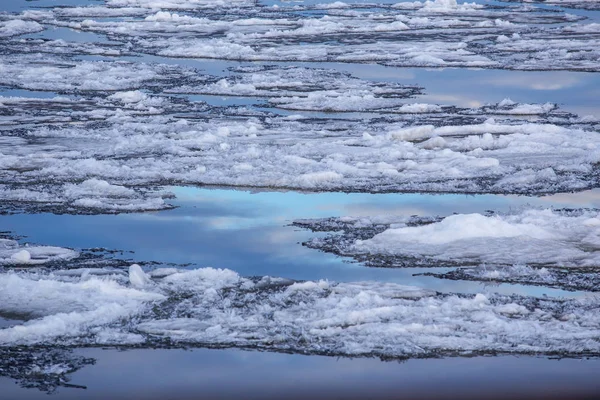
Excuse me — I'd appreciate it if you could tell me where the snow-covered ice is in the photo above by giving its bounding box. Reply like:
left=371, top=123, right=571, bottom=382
left=0, top=55, right=209, bottom=92
left=296, top=208, right=600, bottom=268
left=0, top=19, right=44, bottom=38
left=0, top=238, right=78, bottom=266
left=426, top=263, right=600, bottom=292
left=0, top=0, right=596, bottom=71
left=500, top=0, right=600, bottom=11
left=1, top=87, right=599, bottom=213
left=0, top=56, right=597, bottom=213
left=1, top=264, right=600, bottom=359
left=3, top=231, right=598, bottom=356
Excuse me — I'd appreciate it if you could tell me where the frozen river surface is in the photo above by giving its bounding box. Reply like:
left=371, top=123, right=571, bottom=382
left=1, top=0, right=600, bottom=398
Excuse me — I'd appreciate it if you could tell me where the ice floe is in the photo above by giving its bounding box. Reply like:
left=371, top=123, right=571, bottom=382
left=425, top=264, right=600, bottom=292
left=0, top=347, right=94, bottom=393
left=295, top=208, right=600, bottom=268
left=1, top=264, right=600, bottom=360
left=105, top=0, right=255, bottom=9
left=0, top=55, right=208, bottom=93
left=0, top=0, right=596, bottom=71
left=143, top=33, right=600, bottom=71
left=0, top=82, right=599, bottom=213
left=500, top=0, right=600, bottom=11
left=169, top=65, right=423, bottom=112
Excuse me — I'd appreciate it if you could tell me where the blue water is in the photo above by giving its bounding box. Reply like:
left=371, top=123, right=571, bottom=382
left=3, top=187, right=598, bottom=296
left=2, top=348, right=599, bottom=400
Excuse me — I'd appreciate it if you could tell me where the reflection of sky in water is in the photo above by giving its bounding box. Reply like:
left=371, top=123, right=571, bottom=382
left=3, top=348, right=600, bottom=400
left=0, top=315, right=20, bottom=329
left=22, top=27, right=112, bottom=43
left=312, top=64, right=600, bottom=116
left=172, top=186, right=600, bottom=222
left=4, top=188, right=600, bottom=298
left=0, top=89, right=60, bottom=98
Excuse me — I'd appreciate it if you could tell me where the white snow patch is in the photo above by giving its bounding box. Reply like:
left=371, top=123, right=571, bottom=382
left=351, top=209, right=600, bottom=267
left=1, top=242, right=78, bottom=266
left=0, top=20, right=44, bottom=37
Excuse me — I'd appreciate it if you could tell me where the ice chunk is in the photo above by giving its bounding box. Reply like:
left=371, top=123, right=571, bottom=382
left=298, top=171, right=343, bottom=187
left=64, top=179, right=137, bottom=199
left=1, top=244, right=78, bottom=266
left=129, top=264, right=152, bottom=288
left=0, top=271, right=165, bottom=345
left=371, top=213, right=557, bottom=245
left=108, top=91, right=148, bottom=104
left=0, top=20, right=44, bottom=37
left=10, top=250, right=31, bottom=263
left=0, top=55, right=205, bottom=92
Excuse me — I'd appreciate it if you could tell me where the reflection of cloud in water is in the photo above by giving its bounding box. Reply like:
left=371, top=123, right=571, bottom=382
left=262, top=228, right=315, bottom=258
left=418, top=93, right=483, bottom=108
left=538, top=189, right=600, bottom=208
left=328, top=63, right=418, bottom=81
left=129, top=188, right=600, bottom=229
left=324, top=194, right=521, bottom=217
left=337, top=205, right=431, bottom=217
left=202, top=216, right=281, bottom=230
left=482, top=72, right=585, bottom=91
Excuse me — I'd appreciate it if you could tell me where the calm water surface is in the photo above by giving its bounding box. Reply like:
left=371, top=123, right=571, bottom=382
left=2, top=348, right=600, bottom=400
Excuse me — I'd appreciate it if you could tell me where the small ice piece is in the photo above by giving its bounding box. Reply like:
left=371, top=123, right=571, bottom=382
left=41, top=364, right=70, bottom=375
left=1, top=245, right=78, bottom=266
left=108, top=90, right=147, bottom=104
left=10, top=250, right=31, bottom=263
left=129, top=264, right=152, bottom=287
